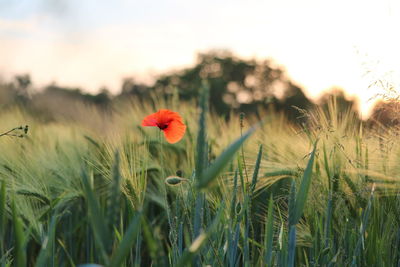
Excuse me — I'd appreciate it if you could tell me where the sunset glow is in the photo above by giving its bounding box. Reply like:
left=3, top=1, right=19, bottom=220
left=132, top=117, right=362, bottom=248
left=1, top=0, right=400, bottom=116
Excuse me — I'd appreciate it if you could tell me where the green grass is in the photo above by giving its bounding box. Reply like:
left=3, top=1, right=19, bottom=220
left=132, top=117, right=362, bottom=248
left=0, top=95, right=399, bottom=266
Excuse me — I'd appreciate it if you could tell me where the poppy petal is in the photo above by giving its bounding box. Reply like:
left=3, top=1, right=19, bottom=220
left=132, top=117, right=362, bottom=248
left=163, top=120, right=186, bottom=143
left=141, top=112, right=160, bottom=126
left=141, top=109, right=186, bottom=143
left=157, top=109, right=184, bottom=124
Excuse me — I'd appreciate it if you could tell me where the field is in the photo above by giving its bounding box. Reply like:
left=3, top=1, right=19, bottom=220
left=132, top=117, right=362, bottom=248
left=1, top=89, right=400, bottom=267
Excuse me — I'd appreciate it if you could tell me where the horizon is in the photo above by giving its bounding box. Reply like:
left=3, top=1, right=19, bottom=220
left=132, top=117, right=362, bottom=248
left=1, top=0, right=400, bottom=117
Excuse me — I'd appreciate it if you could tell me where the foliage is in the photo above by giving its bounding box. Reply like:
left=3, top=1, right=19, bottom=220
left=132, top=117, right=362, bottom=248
left=136, top=50, right=313, bottom=119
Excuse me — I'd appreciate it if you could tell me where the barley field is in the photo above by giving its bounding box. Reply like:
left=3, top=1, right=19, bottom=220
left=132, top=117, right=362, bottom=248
left=1, top=87, right=399, bottom=267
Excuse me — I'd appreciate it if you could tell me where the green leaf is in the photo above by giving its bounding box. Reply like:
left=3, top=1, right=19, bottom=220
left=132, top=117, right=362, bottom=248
left=106, top=151, right=122, bottom=253
left=288, top=180, right=296, bottom=227
left=141, top=215, right=159, bottom=262
left=287, top=225, right=296, bottom=267
left=250, top=144, right=263, bottom=194
left=195, top=82, right=209, bottom=179
left=35, top=214, right=57, bottom=267
left=175, top=203, right=225, bottom=267
left=322, top=142, right=332, bottom=191
left=81, top=170, right=109, bottom=264
left=0, top=181, right=6, bottom=249
left=230, top=171, right=239, bottom=220
left=196, top=125, right=258, bottom=189
left=293, top=141, right=318, bottom=224
left=109, top=212, right=142, bottom=267
left=264, top=195, right=274, bottom=266
left=351, top=184, right=375, bottom=266
left=12, top=199, right=26, bottom=267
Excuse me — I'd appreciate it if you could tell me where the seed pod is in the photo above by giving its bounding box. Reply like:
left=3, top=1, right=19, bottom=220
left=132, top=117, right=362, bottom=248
left=165, top=176, right=188, bottom=186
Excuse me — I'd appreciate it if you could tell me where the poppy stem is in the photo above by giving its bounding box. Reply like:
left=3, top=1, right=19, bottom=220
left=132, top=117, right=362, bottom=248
left=158, top=131, right=176, bottom=249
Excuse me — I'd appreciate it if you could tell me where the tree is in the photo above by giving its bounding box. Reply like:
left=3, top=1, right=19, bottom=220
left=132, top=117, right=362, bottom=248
left=150, top=50, right=312, bottom=120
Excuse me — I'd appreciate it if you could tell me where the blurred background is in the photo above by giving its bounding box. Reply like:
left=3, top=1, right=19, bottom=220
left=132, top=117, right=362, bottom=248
left=1, top=0, right=400, bottom=124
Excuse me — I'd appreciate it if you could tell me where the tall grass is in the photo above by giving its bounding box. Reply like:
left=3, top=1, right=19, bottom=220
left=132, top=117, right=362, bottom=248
left=0, top=94, right=399, bottom=266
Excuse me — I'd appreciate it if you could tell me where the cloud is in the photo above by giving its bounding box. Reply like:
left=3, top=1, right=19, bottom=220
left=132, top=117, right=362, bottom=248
left=0, top=18, right=38, bottom=32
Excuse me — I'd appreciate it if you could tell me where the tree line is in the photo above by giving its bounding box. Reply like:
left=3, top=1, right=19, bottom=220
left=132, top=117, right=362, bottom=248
left=0, top=50, right=395, bottom=125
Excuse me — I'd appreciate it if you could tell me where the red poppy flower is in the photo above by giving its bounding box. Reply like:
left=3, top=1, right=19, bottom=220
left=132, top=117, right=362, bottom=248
left=141, top=109, right=186, bottom=144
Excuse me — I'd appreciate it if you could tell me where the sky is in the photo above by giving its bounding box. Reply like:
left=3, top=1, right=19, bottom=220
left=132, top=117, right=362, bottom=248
left=1, top=0, right=400, bottom=117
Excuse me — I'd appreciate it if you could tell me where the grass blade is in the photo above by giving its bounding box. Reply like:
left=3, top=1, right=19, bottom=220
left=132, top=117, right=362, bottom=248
left=176, top=202, right=225, bottom=267
left=81, top=170, right=109, bottom=264
left=11, top=199, right=26, bottom=267
left=351, top=184, right=375, bottom=266
left=141, top=215, right=159, bottom=263
left=293, top=141, right=317, bottom=224
left=195, top=82, right=209, bottom=179
left=288, top=180, right=296, bottom=227
left=0, top=181, right=6, bottom=255
left=250, top=144, right=263, bottom=194
left=36, top=214, right=57, bottom=267
left=230, top=170, right=239, bottom=220
left=193, top=193, right=204, bottom=238
left=287, top=225, right=296, bottom=267
left=228, top=223, right=240, bottom=267
left=106, top=151, right=122, bottom=253
left=197, top=126, right=258, bottom=190
left=264, top=195, right=274, bottom=266
left=109, top=212, right=142, bottom=267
